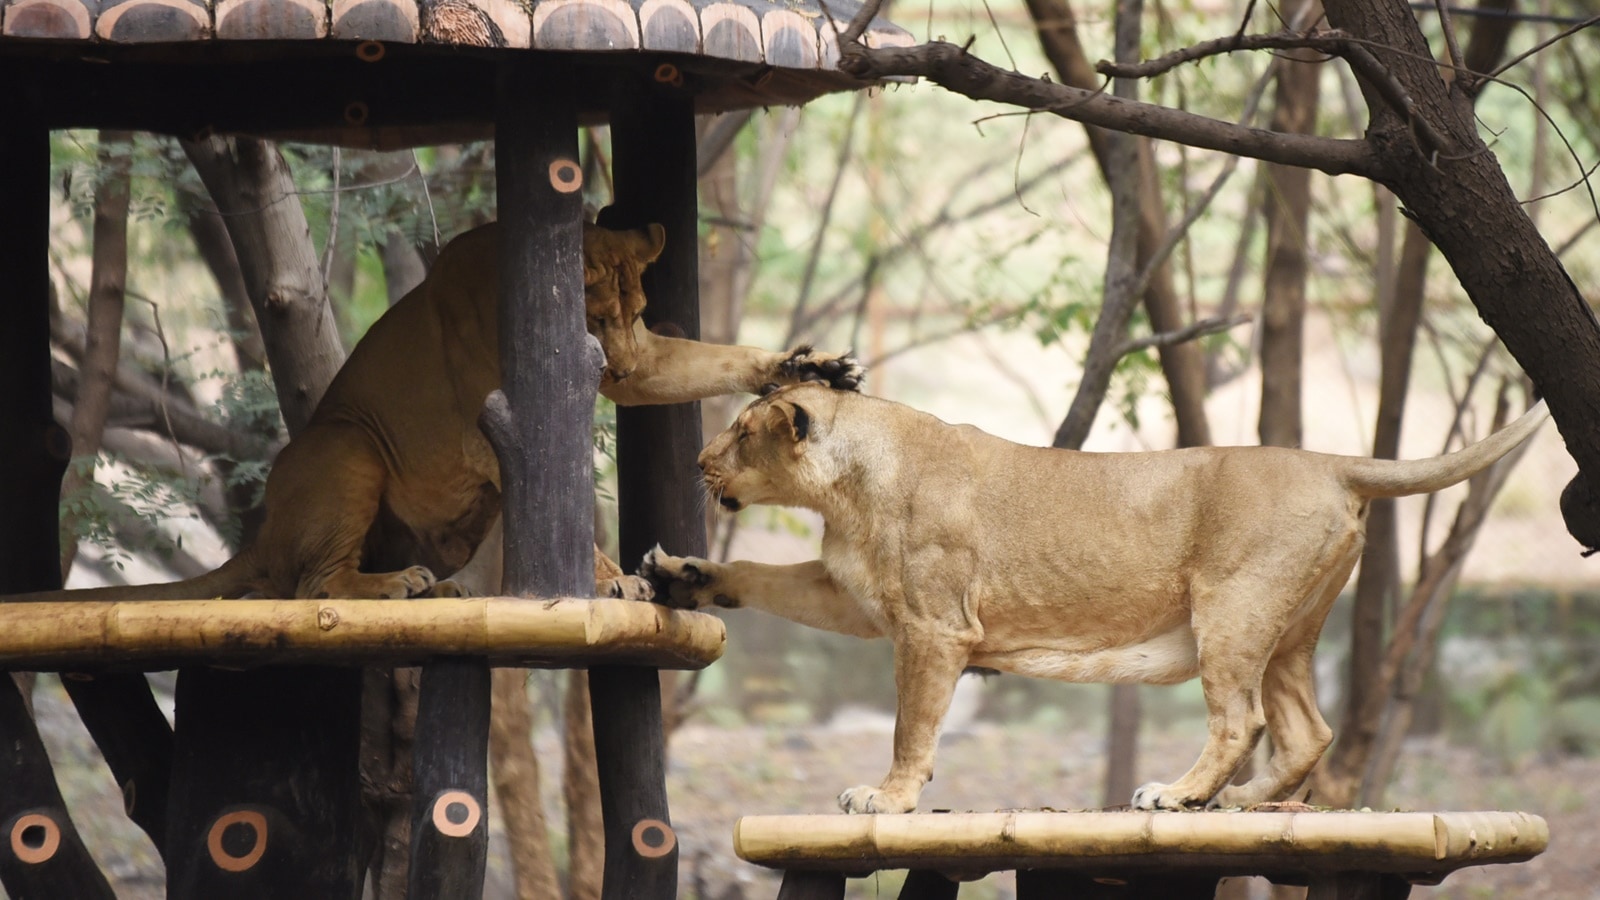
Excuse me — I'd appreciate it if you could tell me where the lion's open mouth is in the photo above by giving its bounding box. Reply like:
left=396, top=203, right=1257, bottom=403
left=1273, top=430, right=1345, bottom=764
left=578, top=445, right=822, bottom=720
left=719, top=496, right=743, bottom=512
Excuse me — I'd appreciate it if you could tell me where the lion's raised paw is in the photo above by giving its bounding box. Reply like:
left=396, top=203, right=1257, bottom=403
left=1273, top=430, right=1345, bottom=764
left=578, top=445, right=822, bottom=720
left=779, top=346, right=865, bottom=392
left=637, top=545, right=711, bottom=609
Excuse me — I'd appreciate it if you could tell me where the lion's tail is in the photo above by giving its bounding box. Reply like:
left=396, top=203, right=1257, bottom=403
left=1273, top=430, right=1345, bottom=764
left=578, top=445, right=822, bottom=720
left=2, top=550, right=262, bottom=603
left=1341, top=400, right=1549, bottom=499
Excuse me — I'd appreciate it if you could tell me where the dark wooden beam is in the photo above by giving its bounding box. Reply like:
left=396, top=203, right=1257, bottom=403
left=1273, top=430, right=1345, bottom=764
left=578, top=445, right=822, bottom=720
left=776, top=871, right=848, bottom=900
left=0, top=114, right=116, bottom=900
left=591, top=70, right=702, bottom=900
left=164, top=668, right=364, bottom=899
left=898, top=869, right=961, bottom=900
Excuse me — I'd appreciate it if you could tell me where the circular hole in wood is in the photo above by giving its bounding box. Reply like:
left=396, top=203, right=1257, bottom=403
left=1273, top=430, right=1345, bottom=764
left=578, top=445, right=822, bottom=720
left=356, top=40, right=386, bottom=62
left=630, top=818, right=676, bottom=858
left=10, top=814, right=61, bottom=864
left=344, top=101, right=370, bottom=126
left=653, top=62, right=682, bottom=86
left=548, top=159, right=583, bottom=194
left=430, top=791, right=482, bottom=838
left=206, top=810, right=268, bottom=872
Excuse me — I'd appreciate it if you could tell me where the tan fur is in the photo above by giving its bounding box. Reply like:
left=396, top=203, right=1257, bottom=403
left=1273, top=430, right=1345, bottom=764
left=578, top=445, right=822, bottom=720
left=13, top=223, right=862, bottom=603
left=641, top=384, right=1548, bottom=813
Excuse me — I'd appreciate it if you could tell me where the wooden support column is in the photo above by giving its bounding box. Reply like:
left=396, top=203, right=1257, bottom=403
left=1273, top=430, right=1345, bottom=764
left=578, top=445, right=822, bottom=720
left=165, top=668, right=364, bottom=898
left=898, top=869, right=961, bottom=900
left=0, top=114, right=116, bottom=900
left=465, top=57, right=593, bottom=900
left=593, top=66, right=701, bottom=900
left=776, top=871, right=847, bottom=900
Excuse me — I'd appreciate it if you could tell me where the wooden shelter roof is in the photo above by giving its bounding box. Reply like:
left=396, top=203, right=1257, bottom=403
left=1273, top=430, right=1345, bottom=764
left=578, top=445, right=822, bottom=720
left=0, top=0, right=913, bottom=144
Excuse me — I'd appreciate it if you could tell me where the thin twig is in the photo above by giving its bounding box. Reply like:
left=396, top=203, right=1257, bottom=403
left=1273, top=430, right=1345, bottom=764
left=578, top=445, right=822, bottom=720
left=131, top=297, right=185, bottom=481
left=1434, top=0, right=1466, bottom=78
left=786, top=92, right=866, bottom=346
left=412, top=148, right=442, bottom=248
left=1113, top=313, right=1253, bottom=359
left=1488, top=13, right=1600, bottom=80
left=322, top=146, right=341, bottom=290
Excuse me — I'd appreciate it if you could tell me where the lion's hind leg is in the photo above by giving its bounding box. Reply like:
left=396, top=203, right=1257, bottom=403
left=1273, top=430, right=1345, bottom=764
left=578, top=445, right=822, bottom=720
left=1211, top=546, right=1355, bottom=809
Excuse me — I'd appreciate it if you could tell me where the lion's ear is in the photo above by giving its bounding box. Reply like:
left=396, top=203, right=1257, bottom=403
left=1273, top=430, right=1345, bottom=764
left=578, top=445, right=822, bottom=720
left=764, top=401, right=811, bottom=444
left=637, top=224, right=667, bottom=264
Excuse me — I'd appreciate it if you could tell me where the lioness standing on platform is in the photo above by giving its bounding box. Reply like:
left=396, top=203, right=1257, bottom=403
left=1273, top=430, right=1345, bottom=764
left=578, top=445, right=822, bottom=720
left=641, top=383, right=1548, bottom=813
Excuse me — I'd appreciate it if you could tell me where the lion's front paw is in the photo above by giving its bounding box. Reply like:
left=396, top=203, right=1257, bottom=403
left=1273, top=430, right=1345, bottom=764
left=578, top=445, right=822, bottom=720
left=432, top=579, right=469, bottom=598
left=399, top=566, right=437, bottom=598
left=637, top=545, right=713, bottom=610
left=778, top=346, right=865, bottom=392
left=603, top=574, right=656, bottom=602
left=1130, top=781, right=1206, bottom=811
left=837, top=785, right=916, bottom=815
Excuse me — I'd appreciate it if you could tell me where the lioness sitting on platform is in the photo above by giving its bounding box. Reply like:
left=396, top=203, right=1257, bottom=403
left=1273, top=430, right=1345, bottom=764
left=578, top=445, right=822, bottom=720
left=12, top=222, right=861, bottom=603
left=641, top=383, right=1548, bottom=813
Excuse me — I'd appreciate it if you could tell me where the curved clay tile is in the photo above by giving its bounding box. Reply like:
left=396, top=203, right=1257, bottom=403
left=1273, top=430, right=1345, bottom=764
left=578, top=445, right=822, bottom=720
left=95, top=0, right=209, bottom=41
left=331, top=0, right=419, bottom=42
left=2, top=0, right=91, bottom=38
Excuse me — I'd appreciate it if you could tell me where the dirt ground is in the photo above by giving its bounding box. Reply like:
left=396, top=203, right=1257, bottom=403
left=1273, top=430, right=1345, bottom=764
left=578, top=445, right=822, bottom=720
left=20, top=679, right=1599, bottom=899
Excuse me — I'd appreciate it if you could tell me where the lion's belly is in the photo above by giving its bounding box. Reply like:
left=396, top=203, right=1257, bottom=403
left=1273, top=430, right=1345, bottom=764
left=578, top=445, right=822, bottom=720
left=969, top=623, right=1199, bottom=685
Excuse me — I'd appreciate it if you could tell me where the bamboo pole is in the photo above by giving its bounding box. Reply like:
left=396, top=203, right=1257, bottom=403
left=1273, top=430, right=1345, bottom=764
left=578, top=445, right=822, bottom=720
left=734, top=811, right=1548, bottom=878
left=0, top=598, right=725, bottom=670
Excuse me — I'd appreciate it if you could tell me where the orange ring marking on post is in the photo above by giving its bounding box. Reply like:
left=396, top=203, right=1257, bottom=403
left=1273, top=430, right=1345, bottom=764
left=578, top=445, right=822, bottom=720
left=430, top=791, right=482, bottom=838
left=653, top=62, right=682, bottom=86
left=344, top=101, right=370, bottom=125
left=356, top=40, right=386, bottom=62
left=206, top=810, right=268, bottom=872
left=631, top=818, right=676, bottom=858
left=548, top=159, right=583, bottom=194
left=10, top=814, right=61, bottom=864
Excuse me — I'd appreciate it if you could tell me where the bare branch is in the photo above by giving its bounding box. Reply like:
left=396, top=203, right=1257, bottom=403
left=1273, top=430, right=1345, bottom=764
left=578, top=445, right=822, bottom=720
left=1093, top=26, right=1452, bottom=157
left=1113, top=313, right=1253, bottom=359
left=1488, top=13, right=1600, bottom=80
left=839, top=41, right=1378, bottom=178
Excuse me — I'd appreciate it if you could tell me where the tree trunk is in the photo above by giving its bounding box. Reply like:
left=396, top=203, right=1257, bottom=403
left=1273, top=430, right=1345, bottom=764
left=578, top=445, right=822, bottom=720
left=181, top=135, right=344, bottom=434
left=1319, top=0, right=1600, bottom=555
left=1257, top=0, right=1322, bottom=451
left=58, top=130, right=133, bottom=580
left=488, top=668, right=561, bottom=900
left=1024, top=0, right=1211, bottom=448
left=564, top=671, right=603, bottom=900
left=1312, top=0, right=1520, bottom=807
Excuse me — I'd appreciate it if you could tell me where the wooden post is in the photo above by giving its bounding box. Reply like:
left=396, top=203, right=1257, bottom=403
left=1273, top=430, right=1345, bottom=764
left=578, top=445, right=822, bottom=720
left=898, top=869, right=961, bottom=900
left=776, top=871, right=847, bottom=900
left=0, top=113, right=116, bottom=900
left=468, top=56, right=593, bottom=900
left=165, top=668, right=364, bottom=898
left=1305, top=873, right=1412, bottom=900
left=592, top=67, right=701, bottom=900
left=1015, top=869, right=1220, bottom=899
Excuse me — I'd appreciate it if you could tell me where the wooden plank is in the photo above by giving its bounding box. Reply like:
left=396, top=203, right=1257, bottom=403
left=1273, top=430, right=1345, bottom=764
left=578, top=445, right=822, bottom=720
left=214, top=0, right=327, bottom=39
left=330, top=0, right=417, bottom=41
left=164, top=667, right=364, bottom=899
left=637, top=0, right=696, bottom=53
left=761, top=8, right=817, bottom=68
left=590, top=72, right=701, bottom=900
left=93, top=0, right=209, bottom=42
left=0, top=111, right=114, bottom=900
left=530, top=0, right=638, bottom=50
left=697, top=0, right=760, bottom=62
left=1, top=0, right=92, bottom=38
left=733, top=812, right=1550, bottom=880
left=0, top=598, right=725, bottom=670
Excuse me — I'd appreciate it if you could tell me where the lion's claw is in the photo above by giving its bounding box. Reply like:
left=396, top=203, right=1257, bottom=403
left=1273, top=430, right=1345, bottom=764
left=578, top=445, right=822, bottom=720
left=637, top=545, right=708, bottom=609
left=778, top=346, right=865, bottom=392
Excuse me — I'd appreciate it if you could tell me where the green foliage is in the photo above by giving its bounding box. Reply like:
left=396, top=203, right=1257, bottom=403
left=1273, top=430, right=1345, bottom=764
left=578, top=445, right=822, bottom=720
left=59, top=453, right=200, bottom=570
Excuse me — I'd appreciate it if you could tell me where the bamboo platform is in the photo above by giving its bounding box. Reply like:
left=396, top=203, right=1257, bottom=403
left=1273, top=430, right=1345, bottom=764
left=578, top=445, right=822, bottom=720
left=0, top=597, right=725, bottom=671
left=734, top=810, right=1549, bottom=898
